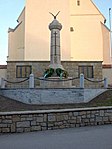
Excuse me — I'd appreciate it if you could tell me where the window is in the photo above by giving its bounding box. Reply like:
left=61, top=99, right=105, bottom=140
left=78, top=66, right=94, bottom=78
left=77, top=0, right=80, bottom=6
left=16, top=65, right=32, bottom=78
left=70, top=27, right=74, bottom=32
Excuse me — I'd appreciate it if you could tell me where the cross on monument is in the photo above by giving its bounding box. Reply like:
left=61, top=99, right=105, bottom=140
left=54, top=31, right=57, bottom=55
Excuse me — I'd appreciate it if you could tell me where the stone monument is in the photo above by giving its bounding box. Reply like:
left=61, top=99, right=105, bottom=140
left=48, top=12, right=64, bottom=71
left=40, top=12, right=72, bottom=88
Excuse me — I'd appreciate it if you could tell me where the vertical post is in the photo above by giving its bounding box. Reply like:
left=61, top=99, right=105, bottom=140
left=104, top=78, right=108, bottom=89
left=1, top=78, right=5, bottom=88
left=80, top=74, right=84, bottom=88
left=29, top=74, right=34, bottom=88
left=109, top=8, right=112, bottom=60
left=0, top=78, right=1, bottom=87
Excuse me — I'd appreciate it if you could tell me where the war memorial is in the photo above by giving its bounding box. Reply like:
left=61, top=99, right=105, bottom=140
left=0, top=11, right=112, bottom=135
left=0, top=13, right=107, bottom=104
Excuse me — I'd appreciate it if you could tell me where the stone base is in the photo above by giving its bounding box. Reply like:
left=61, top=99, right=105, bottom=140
left=40, top=77, right=72, bottom=88
left=0, top=88, right=106, bottom=105
left=0, top=88, right=84, bottom=104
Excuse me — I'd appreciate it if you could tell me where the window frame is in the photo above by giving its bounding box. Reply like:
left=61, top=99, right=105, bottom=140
left=78, top=65, right=94, bottom=78
left=16, top=65, right=32, bottom=78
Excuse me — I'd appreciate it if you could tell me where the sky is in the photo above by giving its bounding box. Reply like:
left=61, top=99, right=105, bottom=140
left=0, top=0, right=112, bottom=64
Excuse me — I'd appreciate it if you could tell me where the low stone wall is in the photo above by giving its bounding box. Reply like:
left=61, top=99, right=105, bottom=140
left=0, top=106, right=112, bottom=133
left=0, top=88, right=106, bottom=104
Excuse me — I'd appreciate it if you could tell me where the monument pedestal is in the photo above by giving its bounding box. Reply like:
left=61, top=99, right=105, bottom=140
left=40, top=77, right=72, bottom=88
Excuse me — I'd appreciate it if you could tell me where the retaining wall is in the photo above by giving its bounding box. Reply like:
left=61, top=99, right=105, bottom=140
left=0, top=106, right=112, bottom=133
left=0, top=88, right=106, bottom=104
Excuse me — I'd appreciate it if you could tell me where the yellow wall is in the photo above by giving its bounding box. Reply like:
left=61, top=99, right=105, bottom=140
left=25, top=0, right=71, bottom=61
left=70, top=15, right=104, bottom=61
left=8, top=0, right=110, bottom=63
left=70, top=0, right=104, bottom=15
left=70, top=0, right=105, bottom=61
left=8, top=9, right=25, bottom=61
left=24, top=0, right=107, bottom=61
left=101, top=23, right=111, bottom=64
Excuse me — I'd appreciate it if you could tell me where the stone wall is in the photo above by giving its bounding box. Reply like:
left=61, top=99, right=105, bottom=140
left=0, top=88, right=84, bottom=104
left=0, top=106, right=112, bottom=133
left=0, top=88, right=106, bottom=104
left=6, top=61, right=103, bottom=88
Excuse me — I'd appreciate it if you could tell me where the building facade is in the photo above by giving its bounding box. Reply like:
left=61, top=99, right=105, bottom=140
left=6, top=0, right=112, bottom=87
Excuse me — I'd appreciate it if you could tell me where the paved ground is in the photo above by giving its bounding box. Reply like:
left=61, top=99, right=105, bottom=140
left=0, top=125, right=112, bottom=149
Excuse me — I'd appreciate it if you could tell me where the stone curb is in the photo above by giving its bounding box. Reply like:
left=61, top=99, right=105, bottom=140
left=0, top=106, right=112, bottom=116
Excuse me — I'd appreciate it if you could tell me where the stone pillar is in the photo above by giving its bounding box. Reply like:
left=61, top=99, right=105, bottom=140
left=49, top=17, right=64, bottom=70
left=43, top=13, right=69, bottom=81
left=29, top=74, right=34, bottom=88
left=1, top=78, right=5, bottom=88
left=104, top=78, right=108, bottom=88
left=80, top=74, right=84, bottom=88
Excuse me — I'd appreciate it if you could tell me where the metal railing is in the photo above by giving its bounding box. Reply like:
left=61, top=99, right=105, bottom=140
left=4, top=78, right=29, bottom=84
left=34, top=76, right=79, bottom=82
left=84, top=77, right=105, bottom=83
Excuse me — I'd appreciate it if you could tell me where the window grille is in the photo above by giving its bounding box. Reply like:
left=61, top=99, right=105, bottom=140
left=16, top=65, right=32, bottom=78
left=78, top=66, right=94, bottom=78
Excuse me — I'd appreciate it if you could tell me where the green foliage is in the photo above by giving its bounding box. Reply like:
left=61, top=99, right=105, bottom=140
left=56, top=68, right=68, bottom=79
left=43, top=67, right=68, bottom=78
left=43, top=68, right=54, bottom=78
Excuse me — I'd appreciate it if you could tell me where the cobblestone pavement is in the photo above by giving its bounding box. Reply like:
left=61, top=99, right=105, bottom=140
left=0, top=125, right=112, bottom=149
